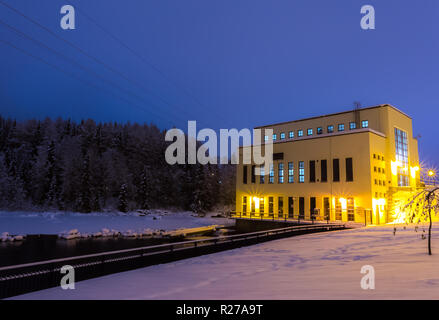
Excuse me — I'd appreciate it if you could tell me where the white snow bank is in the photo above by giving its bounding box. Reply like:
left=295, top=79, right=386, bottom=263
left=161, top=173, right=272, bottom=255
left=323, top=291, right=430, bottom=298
left=12, top=223, right=439, bottom=300
left=0, top=210, right=233, bottom=236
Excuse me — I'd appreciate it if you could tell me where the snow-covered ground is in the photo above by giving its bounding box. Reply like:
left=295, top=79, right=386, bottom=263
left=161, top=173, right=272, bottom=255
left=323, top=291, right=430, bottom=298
left=12, top=223, right=439, bottom=300
left=0, top=210, right=233, bottom=236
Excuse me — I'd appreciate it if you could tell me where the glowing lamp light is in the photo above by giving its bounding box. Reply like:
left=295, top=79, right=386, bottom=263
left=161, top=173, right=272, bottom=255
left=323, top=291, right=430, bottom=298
left=339, top=198, right=347, bottom=210
left=391, top=161, right=402, bottom=175
left=253, top=197, right=260, bottom=210
left=428, top=170, right=435, bottom=177
left=410, top=166, right=419, bottom=179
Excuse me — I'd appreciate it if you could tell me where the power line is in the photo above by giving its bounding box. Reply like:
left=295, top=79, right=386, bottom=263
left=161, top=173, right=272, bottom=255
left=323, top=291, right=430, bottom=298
left=0, top=38, right=177, bottom=127
left=0, top=0, right=208, bottom=127
left=0, top=18, right=190, bottom=126
left=75, top=5, right=233, bottom=128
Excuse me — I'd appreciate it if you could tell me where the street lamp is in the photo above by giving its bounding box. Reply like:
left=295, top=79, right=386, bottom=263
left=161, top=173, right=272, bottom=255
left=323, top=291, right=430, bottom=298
left=428, top=170, right=435, bottom=177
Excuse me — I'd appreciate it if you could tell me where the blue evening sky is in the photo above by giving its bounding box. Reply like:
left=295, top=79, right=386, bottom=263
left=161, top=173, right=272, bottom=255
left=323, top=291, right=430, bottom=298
left=0, top=0, right=438, bottom=164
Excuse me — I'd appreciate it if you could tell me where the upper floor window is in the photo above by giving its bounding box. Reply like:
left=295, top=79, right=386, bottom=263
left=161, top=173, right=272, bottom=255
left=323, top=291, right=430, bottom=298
left=288, top=162, right=294, bottom=183
left=269, top=164, right=274, bottom=184
left=273, top=134, right=277, bottom=141
left=280, top=132, right=285, bottom=140
left=289, top=131, right=294, bottom=139
left=349, top=122, right=356, bottom=130
left=278, top=163, right=284, bottom=183
left=317, top=127, right=323, bottom=134
left=395, top=128, right=409, bottom=186
left=260, top=165, right=265, bottom=184
left=327, top=125, right=334, bottom=133
left=298, top=130, right=303, bottom=137
left=299, top=161, right=305, bottom=183
left=264, top=135, right=268, bottom=142
left=362, top=120, right=369, bottom=128
left=307, top=128, right=313, bottom=136
left=338, top=124, right=345, bottom=132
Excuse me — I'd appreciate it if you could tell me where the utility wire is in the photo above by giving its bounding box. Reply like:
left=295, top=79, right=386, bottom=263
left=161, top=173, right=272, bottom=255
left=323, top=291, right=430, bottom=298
left=0, top=0, right=207, bottom=127
left=75, top=5, right=232, bottom=128
left=0, top=19, right=190, bottom=126
left=0, top=38, right=177, bottom=127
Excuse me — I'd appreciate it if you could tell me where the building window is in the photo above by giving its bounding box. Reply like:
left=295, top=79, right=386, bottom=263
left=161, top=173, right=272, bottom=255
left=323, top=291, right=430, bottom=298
left=362, top=120, right=369, bottom=128
left=395, top=128, right=409, bottom=186
left=309, top=160, right=316, bottom=182
left=243, top=165, right=248, bottom=184
left=280, top=132, right=285, bottom=140
left=317, top=127, right=323, bottom=134
left=349, top=122, right=356, bottom=130
left=298, top=130, right=303, bottom=137
left=251, top=197, right=256, bottom=213
left=278, top=197, right=284, bottom=215
left=264, top=135, right=268, bottom=142
left=242, top=196, right=247, bottom=214
left=288, top=162, right=294, bottom=183
left=307, top=128, right=313, bottom=136
left=273, top=134, right=277, bottom=141
left=327, top=125, right=334, bottom=133
left=338, top=124, right=345, bottom=131
left=278, top=163, right=284, bottom=183
left=347, top=197, right=355, bottom=221
left=299, top=161, right=305, bottom=183
left=260, top=165, right=265, bottom=184
left=321, top=159, right=327, bottom=182
left=289, top=131, right=294, bottom=139
left=269, top=197, right=274, bottom=214
left=333, top=158, right=340, bottom=182
left=346, top=157, right=353, bottom=182
left=269, top=163, right=274, bottom=184
left=251, top=165, right=256, bottom=183
left=260, top=198, right=265, bottom=214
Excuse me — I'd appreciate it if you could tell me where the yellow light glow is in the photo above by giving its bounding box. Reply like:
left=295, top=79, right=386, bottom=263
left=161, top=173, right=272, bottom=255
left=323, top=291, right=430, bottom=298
left=410, top=166, right=419, bottom=179
left=339, top=198, right=347, bottom=210
left=428, top=170, right=435, bottom=177
left=253, top=197, right=259, bottom=210
left=391, top=160, right=402, bottom=175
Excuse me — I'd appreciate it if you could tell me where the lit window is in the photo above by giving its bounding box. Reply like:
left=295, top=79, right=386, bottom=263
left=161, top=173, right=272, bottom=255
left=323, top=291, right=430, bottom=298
left=288, top=162, right=294, bottom=183
left=395, top=128, right=409, bottom=186
left=278, top=163, right=284, bottom=183
left=264, top=135, right=268, bottom=142
left=298, top=130, right=303, bottom=137
left=327, top=125, right=334, bottom=133
left=362, top=120, right=369, bottom=128
left=280, top=132, right=285, bottom=139
left=338, top=124, right=345, bottom=131
left=317, top=127, right=323, bottom=134
left=273, top=134, right=277, bottom=141
left=350, top=122, right=356, bottom=130
left=289, top=131, right=294, bottom=139
left=269, top=164, right=274, bottom=184
left=260, top=165, right=265, bottom=184
left=307, top=128, right=313, bottom=136
left=299, top=161, right=305, bottom=183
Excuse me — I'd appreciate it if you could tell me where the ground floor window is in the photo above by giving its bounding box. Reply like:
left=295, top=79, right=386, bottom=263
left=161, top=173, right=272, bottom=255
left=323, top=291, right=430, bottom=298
left=269, top=197, right=274, bottom=214
left=242, top=196, right=247, bottom=215
left=323, top=197, right=330, bottom=220
left=278, top=197, right=284, bottom=216
left=347, top=197, right=355, bottom=221
left=260, top=197, right=265, bottom=214
left=335, top=199, right=342, bottom=220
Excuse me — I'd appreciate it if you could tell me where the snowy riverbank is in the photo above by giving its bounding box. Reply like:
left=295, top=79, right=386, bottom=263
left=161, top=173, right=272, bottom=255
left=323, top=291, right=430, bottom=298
left=12, top=222, right=439, bottom=299
left=0, top=210, right=234, bottom=239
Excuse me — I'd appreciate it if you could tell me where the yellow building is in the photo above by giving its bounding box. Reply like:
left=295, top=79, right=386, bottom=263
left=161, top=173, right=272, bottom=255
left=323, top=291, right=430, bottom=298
left=235, top=104, right=422, bottom=224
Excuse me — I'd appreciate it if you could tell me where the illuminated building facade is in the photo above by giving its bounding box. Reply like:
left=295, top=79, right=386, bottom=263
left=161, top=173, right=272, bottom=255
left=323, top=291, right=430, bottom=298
left=235, top=104, right=422, bottom=224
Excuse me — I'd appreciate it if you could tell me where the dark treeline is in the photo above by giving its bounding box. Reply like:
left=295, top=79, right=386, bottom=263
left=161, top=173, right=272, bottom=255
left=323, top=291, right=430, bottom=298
left=0, top=116, right=235, bottom=213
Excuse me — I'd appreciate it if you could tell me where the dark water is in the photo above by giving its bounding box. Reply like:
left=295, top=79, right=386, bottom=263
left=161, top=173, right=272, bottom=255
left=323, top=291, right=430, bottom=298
left=0, top=235, right=187, bottom=267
